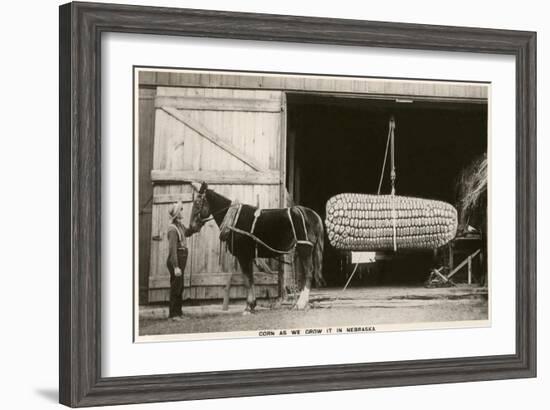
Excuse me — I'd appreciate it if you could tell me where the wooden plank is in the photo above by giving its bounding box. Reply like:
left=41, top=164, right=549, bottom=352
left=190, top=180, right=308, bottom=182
left=153, top=192, right=194, bottom=204
left=148, top=87, right=285, bottom=303
left=155, top=96, right=281, bottom=112
left=138, top=70, right=155, bottom=85
left=255, top=259, right=276, bottom=275
left=432, top=267, right=449, bottom=283
left=151, top=169, right=280, bottom=185
left=278, top=92, right=287, bottom=297
left=138, top=87, right=157, bottom=304
left=148, top=288, right=169, bottom=303
left=151, top=285, right=278, bottom=301
left=148, top=285, right=279, bottom=302
left=161, top=106, right=267, bottom=172
left=447, top=249, right=481, bottom=279
left=149, top=272, right=279, bottom=288
left=196, top=272, right=278, bottom=286
left=279, top=92, right=287, bottom=206
left=148, top=186, right=162, bottom=294
left=140, top=72, right=489, bottom=101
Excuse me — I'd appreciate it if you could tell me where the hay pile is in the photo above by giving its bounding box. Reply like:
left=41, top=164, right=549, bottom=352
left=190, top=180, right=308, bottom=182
left=455, top=153, right=487, bottom=232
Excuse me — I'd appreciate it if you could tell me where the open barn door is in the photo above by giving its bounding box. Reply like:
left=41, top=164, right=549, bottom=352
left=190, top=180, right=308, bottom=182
left=148, top=87, right=286, bottom=302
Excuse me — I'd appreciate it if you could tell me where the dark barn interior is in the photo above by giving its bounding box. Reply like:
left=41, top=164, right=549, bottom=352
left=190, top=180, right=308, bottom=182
left=286, top=93, right=487, bottom=287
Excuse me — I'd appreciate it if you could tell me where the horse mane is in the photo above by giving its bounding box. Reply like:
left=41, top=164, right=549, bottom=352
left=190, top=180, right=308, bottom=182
left=205, top=189, right=233, bottom=227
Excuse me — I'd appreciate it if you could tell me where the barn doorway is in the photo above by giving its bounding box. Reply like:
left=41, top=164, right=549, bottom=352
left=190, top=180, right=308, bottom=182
left=285, top=93, right=488, bottom=287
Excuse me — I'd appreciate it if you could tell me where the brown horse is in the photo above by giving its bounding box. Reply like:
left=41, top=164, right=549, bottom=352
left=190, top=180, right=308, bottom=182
left=189, top=182, right=325, bottom=313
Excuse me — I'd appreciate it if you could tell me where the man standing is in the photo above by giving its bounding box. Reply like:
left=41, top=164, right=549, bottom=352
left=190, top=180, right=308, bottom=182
left=167, top=201, right=194, bottom=320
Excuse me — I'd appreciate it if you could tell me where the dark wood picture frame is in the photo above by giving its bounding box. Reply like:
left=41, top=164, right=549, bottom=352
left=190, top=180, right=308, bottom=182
left=59, top=2, right=536, bottom=407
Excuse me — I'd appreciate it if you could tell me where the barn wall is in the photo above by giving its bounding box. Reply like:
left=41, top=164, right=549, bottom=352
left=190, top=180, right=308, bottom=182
left=147, top=86, right=284, bottom=302
left=139, top=70, right=488, bottom=102
left=138, top=86, right=156, bottom=304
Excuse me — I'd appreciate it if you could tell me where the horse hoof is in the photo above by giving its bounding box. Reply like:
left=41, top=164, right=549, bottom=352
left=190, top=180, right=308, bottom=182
left=295, top=302, right=308, bottom=310
left=242, top=310, right=254, bottom=316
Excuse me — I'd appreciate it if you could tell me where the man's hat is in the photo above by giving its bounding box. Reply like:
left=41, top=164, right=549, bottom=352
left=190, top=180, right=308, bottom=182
left=168, top=201, right=183, bottom=221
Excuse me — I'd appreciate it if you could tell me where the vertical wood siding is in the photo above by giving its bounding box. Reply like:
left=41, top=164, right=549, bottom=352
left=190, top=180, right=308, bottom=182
left=138, top=87, right=156, bottom=304
left=148, top=87, right=284, bottom=302
left=139, top=71, right=488, bottom=102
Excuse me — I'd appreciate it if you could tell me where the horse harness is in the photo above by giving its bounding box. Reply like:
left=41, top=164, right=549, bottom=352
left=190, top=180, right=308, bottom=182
left=194, top=191, right=313, bottom=255
left=225, top=204, right=314, bottom=256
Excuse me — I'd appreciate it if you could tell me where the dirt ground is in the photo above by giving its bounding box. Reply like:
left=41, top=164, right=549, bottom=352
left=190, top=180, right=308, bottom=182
left=139, top=285, right=488, bottom=336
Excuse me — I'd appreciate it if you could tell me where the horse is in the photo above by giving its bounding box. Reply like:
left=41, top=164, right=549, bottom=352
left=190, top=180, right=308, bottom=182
left=188, top=182, right=325, bottom=313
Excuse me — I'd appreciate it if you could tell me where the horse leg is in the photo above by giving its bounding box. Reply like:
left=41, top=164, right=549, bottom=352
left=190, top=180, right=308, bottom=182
left=238, top=255, right=256, bottom=315
left=295, top=245, right=313, bottom=310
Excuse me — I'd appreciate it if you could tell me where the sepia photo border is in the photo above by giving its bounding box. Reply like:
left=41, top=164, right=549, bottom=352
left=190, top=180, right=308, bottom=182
left=133, top=66, right=492, bottom=343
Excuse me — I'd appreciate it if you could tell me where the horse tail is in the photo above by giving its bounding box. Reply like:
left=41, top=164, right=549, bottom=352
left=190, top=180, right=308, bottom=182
left=293, top=206, right=325, bottom=287
left=310, top=210, right=325, bottom=287
left=313, top=232, right=325, bottom=287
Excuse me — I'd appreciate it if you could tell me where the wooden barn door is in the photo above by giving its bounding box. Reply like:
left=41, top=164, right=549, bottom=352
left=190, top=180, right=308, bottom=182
left=148, top=87, right=286, bottom=302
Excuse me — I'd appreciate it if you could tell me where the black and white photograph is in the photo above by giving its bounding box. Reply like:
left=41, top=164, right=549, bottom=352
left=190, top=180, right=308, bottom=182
left=135, top=68, right=489, bottom=341
left=0, top=0, right=543, bottom=408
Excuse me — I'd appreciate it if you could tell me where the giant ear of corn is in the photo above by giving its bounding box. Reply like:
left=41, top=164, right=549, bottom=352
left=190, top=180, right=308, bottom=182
left=325, top=194, right=457, bottom=251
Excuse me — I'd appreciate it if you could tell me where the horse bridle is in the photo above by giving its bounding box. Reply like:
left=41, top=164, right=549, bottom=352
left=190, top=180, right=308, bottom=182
left=194, top=193, right=231, bottom=225
left=193, top=193, right=210, bottom=225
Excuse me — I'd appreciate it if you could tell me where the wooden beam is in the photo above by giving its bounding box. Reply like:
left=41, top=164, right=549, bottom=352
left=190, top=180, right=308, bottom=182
left=155, top=96, right=282, bottom=112
left=141, top=74, right=489, bottom=101
left=149, top=272, right=278, bottom=288
left=151, top=170, right=280, bottom=185
left=447, top=249, right=481, bottom=279
left=278, top=92, right=287, bottom=300
left=153, top=193, right=194, bottom=204
left=161, top=106, right=267, bottom=172
left=255, top=259, right=276, bottom=275
left=432, top=267, right=449, bottom=283
left=279, top=92, right=287, bottom=208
